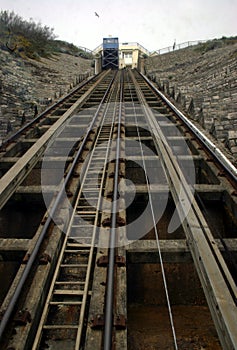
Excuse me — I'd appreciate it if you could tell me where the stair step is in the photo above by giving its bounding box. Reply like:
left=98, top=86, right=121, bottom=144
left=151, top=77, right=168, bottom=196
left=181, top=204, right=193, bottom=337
left=49, top=301, right=82, bottom=306
left=54, top=289, right=85, bottom=295
left=66, top=243, right=91, bottom=248
left=55, top=281, right=86, bottom=285
left=43, top=325, right=78, bottom=329
left=64, top=250, right=90, bottom=253
left=60, top=264, right=88, bottom=268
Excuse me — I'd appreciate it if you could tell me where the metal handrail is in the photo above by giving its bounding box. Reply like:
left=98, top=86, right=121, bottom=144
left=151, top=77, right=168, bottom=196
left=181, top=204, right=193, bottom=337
left=150, top=40, right=207, bottom=56
left=78, top=45, right=92, bottom=53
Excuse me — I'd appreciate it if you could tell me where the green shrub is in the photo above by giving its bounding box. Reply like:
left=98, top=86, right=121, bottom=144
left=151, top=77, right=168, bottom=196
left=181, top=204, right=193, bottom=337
left=0, top=10, right=93, bottom=60
left=194, top=36, right=237, bottom=54
left=0, top=10, right=55, bottom=58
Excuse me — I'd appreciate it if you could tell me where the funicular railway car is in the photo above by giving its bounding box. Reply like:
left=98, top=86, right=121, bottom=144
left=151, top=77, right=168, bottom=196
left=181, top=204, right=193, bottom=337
left=102, top=37, right=119, bottom=70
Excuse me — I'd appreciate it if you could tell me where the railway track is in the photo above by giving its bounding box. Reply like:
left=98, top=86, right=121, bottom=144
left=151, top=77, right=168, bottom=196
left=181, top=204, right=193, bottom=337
left=0, top=69, right=236, bottom=349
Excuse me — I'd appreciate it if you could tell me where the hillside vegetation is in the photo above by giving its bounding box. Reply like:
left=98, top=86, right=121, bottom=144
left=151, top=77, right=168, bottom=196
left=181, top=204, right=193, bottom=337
left=0, top=11, right=93, bottom=141
left=0, top=10, right=92, bottom=59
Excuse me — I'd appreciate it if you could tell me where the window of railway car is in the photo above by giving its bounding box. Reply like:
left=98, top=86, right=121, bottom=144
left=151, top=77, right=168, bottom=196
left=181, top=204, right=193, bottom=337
left=124, top=52, right=132, bottom=58
left=103, top=38, right=116, bottom=43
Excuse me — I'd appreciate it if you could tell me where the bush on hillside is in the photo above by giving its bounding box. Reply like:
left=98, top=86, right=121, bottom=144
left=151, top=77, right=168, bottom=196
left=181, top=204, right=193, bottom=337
left=0, top=10, right=56, bottom=58
left=52, top=40, right=93, bottom=59
left=0, top=11, right=93, bottom=60
left=195, top=36, right=237, bottom=53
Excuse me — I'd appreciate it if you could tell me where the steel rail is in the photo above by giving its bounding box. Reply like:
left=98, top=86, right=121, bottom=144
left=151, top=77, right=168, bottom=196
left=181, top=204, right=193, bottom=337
left=128, top=70, right=178, bottom=349
left=141, top=72, right=237, bottom=184
left=156, top=128, right=237, bottom=348
left=136, top=70, right=237, bottom=300
left=136, top=71, right=237, bottom=298
left=0, top=71, right=117, bottom=342
left=103, top=72, right=124, bottom=350
left=0, top=71, right=110, bottom=211
left=75, top=74, right=121, bottom=349
left=132, top=71, right=237, bottom=349
left=32, top=72, right=120, bottom=350
left=1, top=74, right=97, bottom=149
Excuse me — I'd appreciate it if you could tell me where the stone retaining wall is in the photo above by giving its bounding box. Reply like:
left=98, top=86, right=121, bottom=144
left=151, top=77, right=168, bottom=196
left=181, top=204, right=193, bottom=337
left=0, top=50, right=93, bottom=141
left=145, top=42, right=237, bottom=159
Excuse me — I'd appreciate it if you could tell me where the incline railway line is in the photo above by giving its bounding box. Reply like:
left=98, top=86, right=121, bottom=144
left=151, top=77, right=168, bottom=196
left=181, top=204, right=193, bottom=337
left=0, top=69, right=236, bottom=349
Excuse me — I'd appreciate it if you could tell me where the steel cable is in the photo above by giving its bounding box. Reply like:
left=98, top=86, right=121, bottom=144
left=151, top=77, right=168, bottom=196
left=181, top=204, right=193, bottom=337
left=126, top=70, right=178, bottom=349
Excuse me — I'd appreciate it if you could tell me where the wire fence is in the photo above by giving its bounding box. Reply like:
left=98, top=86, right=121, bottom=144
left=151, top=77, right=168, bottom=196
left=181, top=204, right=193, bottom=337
left=78, top=46, right=93, bottom=53
left=150, top=40, right=207, bottom=56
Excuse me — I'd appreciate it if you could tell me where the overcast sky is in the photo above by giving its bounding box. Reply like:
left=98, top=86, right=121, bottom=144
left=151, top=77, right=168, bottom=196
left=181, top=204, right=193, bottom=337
left=0, top=0, right=236, bottom=52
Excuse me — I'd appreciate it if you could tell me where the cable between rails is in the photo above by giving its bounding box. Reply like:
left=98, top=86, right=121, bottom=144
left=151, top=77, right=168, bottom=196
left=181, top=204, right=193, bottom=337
left=127, top=70, right=178, bottom=350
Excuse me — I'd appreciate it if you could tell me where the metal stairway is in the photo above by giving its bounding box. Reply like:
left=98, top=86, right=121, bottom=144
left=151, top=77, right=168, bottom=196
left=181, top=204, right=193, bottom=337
left=33, top=87, right=120, bottom=350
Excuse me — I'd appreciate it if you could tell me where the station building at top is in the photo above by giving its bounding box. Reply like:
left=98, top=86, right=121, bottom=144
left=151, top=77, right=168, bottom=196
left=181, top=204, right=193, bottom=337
left=93, top=39, right=150, bottom=71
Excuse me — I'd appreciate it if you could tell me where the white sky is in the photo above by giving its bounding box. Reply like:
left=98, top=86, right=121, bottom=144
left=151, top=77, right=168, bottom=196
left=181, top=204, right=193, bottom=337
left=0, top=0, right=236, bottom=52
